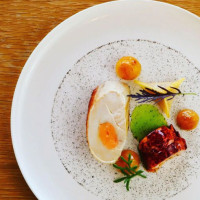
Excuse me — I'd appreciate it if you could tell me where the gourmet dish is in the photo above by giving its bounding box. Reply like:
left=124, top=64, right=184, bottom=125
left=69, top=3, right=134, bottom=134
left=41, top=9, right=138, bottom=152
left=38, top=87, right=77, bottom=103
left=51, top=40, right=200, bottom=199
left=86, top=56, right=199, bottom=191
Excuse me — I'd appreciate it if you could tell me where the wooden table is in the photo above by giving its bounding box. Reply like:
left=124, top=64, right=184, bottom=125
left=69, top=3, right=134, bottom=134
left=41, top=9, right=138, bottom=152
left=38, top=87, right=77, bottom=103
left=0, top=0, right=199, bottom=199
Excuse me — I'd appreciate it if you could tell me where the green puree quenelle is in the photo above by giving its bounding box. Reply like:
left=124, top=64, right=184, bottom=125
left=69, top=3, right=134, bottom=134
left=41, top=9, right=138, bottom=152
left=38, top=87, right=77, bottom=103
left=130, top=104, right=167, bottom=141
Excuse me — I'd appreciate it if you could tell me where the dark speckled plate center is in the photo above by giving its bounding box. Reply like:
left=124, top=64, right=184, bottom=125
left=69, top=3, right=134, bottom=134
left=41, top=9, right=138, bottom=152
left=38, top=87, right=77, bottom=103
left=51, top=40, right=200, bottom=200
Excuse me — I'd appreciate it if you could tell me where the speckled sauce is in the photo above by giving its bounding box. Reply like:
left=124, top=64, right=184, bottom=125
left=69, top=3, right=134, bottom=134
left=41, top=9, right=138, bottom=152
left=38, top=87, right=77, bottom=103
left=51, top=40, right=200, bottom=200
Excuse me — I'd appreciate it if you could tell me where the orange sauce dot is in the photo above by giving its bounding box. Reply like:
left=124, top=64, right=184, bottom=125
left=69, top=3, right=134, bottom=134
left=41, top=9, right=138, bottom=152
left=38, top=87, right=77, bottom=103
left=115, top=150, right=140, bottom=174
left=177, top=109, right=199, bottom=130
left=99, top=122, right=118, bottom=149
left=116, top=56, right=141, bottom=80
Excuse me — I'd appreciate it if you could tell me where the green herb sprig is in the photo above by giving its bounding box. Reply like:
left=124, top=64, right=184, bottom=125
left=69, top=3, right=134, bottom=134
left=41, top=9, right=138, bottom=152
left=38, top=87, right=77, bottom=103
left=113, top=154, right=147, bottom=191
left=128, top=86, right=196, bottom=104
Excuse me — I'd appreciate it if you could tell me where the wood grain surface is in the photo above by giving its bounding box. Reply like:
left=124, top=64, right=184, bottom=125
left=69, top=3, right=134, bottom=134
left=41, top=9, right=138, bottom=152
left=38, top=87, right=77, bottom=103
left=0, top=0, right=199, bottom=199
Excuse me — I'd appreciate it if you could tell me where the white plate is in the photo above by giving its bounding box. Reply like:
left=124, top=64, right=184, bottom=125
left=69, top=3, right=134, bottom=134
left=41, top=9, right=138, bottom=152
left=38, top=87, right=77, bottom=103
left=11, top=0, right=200, bottom=199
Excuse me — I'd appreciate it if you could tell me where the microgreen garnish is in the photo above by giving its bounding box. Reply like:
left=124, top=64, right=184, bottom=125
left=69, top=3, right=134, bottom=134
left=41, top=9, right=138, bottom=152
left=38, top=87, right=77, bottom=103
left=113, top=154, right=146, bottom=191
left=128, top=86, right=196, bottom=104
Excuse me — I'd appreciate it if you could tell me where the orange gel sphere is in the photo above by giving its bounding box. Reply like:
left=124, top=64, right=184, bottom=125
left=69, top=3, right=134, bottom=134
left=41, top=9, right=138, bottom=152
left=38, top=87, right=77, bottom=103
left=116, top=56, right=141, bottom=80
left=115, top=150, right=140, bottom=173
left=99, top=122, right=118, bottom=149
left=177, top=109, right=199, bottom=130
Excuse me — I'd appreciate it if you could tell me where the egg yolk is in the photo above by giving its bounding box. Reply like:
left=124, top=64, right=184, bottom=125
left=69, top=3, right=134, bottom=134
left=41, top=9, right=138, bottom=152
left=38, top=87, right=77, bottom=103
left=116, top=56, right=141, bottom=80
left=99, top=122, right=118, bottom=149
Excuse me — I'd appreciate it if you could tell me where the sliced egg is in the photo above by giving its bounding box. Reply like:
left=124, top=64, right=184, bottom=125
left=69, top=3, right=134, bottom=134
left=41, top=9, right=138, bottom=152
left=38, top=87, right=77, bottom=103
left=86, top=81, right=130, bottom=164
